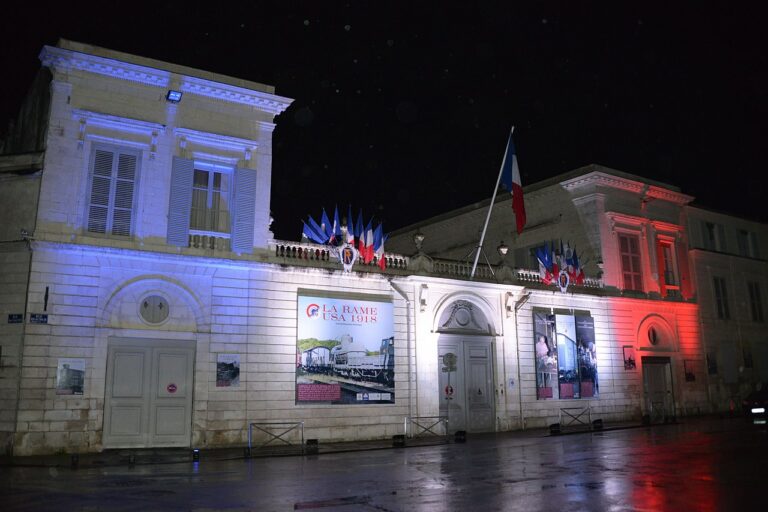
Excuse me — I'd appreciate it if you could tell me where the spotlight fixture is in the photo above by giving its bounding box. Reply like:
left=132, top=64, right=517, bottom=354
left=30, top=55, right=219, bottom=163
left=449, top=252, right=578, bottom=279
left=166, top=90, right=183, bottom=103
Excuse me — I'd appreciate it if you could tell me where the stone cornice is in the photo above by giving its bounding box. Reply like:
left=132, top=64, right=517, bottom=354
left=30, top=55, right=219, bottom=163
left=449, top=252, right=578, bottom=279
left=40, top=45, right=293, bottom=115
left=41, top=46, right=171, bottom=87
left=71, top=109, right=166, bottom=136
left=175, top=127, right=258, bottom=155
left=181, top=76, right=292, bottom=115
left=561, top=171, right=693, bottom=206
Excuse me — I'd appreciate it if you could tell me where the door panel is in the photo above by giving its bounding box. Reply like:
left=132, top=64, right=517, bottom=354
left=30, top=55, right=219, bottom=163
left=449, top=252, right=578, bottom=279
left=150, top=348, right=194, bottom=446
left=438, top=338, right=494, bottom=433
left=439, top=340, right=466, bottom=432
left=103, top=346, right=150, bottom=446
left=466, top=342, right=493, bottom=432
left=643, top=357, right=675, bottom=423
left=104, top=341, right=194, bottom=448
left=112, top=352, right=146, bottom=397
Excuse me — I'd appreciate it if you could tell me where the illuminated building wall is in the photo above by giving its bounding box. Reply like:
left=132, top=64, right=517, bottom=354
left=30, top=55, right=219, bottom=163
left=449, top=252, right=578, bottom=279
left=0, top=40, right=751, bottom=456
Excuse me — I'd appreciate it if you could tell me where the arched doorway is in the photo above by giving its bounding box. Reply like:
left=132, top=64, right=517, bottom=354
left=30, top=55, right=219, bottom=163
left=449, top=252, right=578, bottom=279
left=436, top=299, right=496, bottom=433
left=100, top=278, right=203, bottom=448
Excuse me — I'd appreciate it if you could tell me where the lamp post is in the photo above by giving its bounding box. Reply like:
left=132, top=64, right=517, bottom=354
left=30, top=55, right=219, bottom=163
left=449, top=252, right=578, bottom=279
left=413, top=231, right=425, bottom=253
left=497, top=241, right=509, bottom=259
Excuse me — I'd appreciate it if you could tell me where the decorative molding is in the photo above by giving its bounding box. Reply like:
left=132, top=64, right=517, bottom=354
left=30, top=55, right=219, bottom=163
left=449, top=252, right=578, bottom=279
left=645, top=185, right=694, bottom=206
left=190, top=151, right=240, bottom=166
left=41, top=45, right=293, bottom=114
left=562, top=172, right=645, bottom=194
left=41, top=46, right=171, bottom=87
left=562, top=171, right=693, bottom=205
left=181, top=76, right=292, bottom=115
left=84, top=134, right=151, bottom=151
left=175, top=127, right=258, bottom=158
left=257, top=121, right=277, bottom=133
left=419, top=284, right=429, bottom=312
left=650, top=220, right=684, bottom=234
left=72, top=109, right=166, bottom=136
left=606, top=211, right=646, bottom=229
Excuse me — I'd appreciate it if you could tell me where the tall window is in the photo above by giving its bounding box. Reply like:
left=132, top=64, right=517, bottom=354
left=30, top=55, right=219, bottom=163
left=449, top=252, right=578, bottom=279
left=748, top=281, right=764, bottom=322
left=713, top=276, right=730, bottom=319
left=618, top=233, right=643, bottom=291
left=737, top=230, right=760, bottom=258
left=702, top=221, right=727, bottom=252
left=656, top=241, right=680, bottom=297
left=87, top=146, right=138, bottom=236
left=190, top=163, right=231, bottom=233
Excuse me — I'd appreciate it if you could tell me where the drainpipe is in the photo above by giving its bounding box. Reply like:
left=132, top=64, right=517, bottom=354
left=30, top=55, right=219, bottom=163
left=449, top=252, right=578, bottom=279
left=389, top=279, right=415, bottom=427
left=513, top=291, right=531, bottom=430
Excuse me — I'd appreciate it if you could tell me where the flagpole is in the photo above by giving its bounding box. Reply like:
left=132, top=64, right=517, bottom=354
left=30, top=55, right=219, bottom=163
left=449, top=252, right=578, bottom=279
left=470, top=125, right=514, bottom=280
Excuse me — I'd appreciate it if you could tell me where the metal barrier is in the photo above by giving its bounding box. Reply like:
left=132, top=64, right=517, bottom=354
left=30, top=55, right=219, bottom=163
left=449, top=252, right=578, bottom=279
left=248, top=421, right=305, bottom=453
left=558, top=406, right=592, bottom=429
left=405, top=416, right=448, bottom=438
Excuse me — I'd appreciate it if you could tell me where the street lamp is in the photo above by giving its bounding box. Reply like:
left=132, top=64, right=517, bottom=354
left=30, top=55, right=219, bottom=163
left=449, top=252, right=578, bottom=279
left=413, top=231, right=425, bottom=252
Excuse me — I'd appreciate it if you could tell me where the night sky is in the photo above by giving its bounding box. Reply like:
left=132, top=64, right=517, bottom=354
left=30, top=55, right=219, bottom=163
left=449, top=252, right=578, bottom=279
left=1, top=2, right=766, bottom=242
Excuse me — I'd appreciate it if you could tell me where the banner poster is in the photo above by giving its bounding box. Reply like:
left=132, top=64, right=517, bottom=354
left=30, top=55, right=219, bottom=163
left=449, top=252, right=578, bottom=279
left=216, top=353, right=241, bottom=387
left=575, top=315, right=598, bottom=398
left=534, top=311, right=597, bottom=400
left=533, top=311, right=558, bottom=399
left=296, top=291, right=394, bottom=404
left=56, top=358, right=85, bottom=395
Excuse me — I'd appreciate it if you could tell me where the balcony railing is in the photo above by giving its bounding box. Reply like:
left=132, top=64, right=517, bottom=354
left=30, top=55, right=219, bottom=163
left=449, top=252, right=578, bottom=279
left=267, top=240, right=604, bottom=289
left=270, top=241, right=409, bottom=271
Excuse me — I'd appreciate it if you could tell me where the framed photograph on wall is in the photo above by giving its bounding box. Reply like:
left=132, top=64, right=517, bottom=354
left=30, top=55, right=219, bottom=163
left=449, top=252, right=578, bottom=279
left=623, top=346, right=637, bottom=370
left=216, top=353, right=241, bottom=387
left=56, top=358, right=85, bottom=395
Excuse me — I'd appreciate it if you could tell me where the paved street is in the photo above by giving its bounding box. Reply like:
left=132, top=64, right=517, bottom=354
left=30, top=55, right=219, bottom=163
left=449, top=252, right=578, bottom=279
left=2, top=417, right=766, bottom=511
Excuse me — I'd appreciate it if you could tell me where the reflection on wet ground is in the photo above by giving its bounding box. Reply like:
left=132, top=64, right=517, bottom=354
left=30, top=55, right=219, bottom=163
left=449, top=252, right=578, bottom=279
left=2, top=417, right=765, bottom=511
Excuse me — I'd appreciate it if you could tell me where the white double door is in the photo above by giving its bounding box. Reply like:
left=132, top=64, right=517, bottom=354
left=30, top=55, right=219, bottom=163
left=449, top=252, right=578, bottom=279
left=103, top=339, right=195, bottom=448
left=438, top=337, right=495, bottom=433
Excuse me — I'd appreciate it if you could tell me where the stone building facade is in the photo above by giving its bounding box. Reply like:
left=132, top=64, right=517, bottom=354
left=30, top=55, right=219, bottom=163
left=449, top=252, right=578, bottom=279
left=0, top=40, right=754, bottom=456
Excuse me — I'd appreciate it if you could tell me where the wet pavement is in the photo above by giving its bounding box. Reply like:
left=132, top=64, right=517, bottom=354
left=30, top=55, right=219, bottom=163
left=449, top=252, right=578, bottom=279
left=1, top=416, right=766, bottom=511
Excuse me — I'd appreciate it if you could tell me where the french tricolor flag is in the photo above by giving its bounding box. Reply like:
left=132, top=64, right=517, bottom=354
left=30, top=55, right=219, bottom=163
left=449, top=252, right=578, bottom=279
left=499, top=133, right=526, bottom=235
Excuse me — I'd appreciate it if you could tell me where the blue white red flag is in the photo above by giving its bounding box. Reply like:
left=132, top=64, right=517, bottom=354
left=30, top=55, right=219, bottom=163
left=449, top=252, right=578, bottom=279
left=373, top=223, right=386, bottom=270
left=363, top=220, right=374, bottom=263
left=346, top=205, right=355, bottom=243
left=320, top=209, right=332, bottom=240
left=302, top=220, right=326, bottom=244
left=330, top=207, right=341, bottom=245
left=499, top=133, right=527, bottom=235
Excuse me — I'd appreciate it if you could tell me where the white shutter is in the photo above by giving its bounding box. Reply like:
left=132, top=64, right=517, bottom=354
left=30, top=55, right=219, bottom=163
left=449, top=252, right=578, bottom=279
left=112, top=153, right=137, bottom=236
left=167, top=156, right=194, bottom=246
left=87, top=148, right=138, bottom=236
left=87, top=149, right=114, bottom=234
left=231, top=167, right=257, bottom=254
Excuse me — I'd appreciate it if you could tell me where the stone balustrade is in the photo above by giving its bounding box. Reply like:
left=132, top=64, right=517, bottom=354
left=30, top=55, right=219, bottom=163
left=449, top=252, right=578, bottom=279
left=267, top=240, right=604, bottom=289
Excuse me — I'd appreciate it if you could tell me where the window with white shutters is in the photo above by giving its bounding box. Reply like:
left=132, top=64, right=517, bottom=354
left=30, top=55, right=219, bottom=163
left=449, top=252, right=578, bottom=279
left=618, top=233, right=643, bottom=292
left=87, top=146, right=139, bottom=236
left=166, top=157, right=257, bottom=254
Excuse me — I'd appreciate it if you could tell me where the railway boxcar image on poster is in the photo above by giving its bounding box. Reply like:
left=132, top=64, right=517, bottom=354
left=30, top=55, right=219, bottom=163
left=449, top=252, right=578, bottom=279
left=296, top=290, right=394, bottom=404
